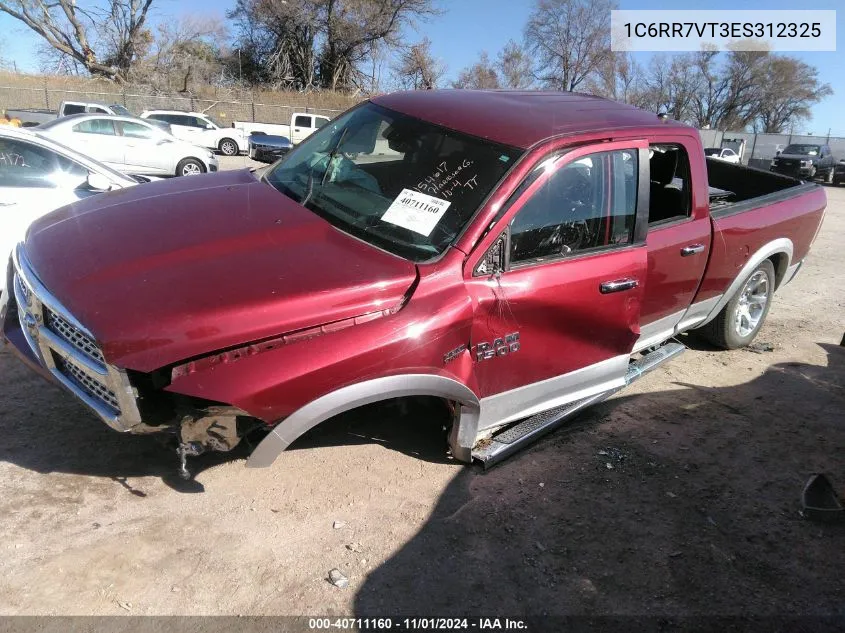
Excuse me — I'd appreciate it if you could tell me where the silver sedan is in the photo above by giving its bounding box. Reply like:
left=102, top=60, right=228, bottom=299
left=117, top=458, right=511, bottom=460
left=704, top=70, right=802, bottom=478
left=37, top=114, right=219, bottom=177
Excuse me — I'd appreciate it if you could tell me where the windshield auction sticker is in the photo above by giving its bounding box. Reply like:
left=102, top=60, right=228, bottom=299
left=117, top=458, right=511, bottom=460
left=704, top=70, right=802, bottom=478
left=381, top=189, right=452, bottom=237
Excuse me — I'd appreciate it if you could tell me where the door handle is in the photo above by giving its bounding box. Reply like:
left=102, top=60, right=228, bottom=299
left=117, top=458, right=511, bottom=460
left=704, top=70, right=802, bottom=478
left=680, top=244, right=706, bottom=256
left=0, top=202, right=16, bottom=207
left=600, top=278, right=639, bottom=294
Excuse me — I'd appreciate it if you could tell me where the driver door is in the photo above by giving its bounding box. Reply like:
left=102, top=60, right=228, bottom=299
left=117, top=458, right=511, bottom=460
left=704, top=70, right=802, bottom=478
left=465, top=140, right=649, bottom=428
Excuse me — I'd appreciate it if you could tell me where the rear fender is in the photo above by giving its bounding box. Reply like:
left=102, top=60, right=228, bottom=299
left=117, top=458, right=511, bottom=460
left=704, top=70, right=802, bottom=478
left=246, top=373, right=481, bottom=468
left=698, top=237, right=793, bottom=327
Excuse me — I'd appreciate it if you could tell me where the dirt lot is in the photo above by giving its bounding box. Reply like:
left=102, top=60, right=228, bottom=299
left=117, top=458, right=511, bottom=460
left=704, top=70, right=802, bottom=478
left=0, top=162, right=843, bottom=622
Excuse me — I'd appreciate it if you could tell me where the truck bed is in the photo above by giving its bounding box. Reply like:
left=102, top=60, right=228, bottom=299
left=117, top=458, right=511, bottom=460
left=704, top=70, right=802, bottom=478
left=695, top=158, right=827, bottom=304
left=705, top=157, right=813, bottom=215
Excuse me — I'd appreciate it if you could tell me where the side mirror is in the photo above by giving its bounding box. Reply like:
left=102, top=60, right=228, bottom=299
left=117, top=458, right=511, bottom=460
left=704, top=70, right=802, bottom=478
left=87, top=172, right=112, bottom=192
left=776, top=150, right=781, bottom=156
left=205, top=123, right=214, bottom=130
left=156, top=138, right=173, bottom=145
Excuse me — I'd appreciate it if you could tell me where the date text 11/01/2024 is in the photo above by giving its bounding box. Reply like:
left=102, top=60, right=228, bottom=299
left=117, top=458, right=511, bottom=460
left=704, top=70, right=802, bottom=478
left=307, top=618, right=528, bottom=630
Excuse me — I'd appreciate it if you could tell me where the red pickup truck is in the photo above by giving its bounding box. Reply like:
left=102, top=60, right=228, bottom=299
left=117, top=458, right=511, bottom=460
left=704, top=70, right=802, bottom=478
left=2, top=91, right=827, bottom=478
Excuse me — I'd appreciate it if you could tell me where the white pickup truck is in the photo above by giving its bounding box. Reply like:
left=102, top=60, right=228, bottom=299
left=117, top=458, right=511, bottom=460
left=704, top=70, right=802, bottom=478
left=233, top=112, right=330, bottom=145
left=7, top=101, right=135, bottom=127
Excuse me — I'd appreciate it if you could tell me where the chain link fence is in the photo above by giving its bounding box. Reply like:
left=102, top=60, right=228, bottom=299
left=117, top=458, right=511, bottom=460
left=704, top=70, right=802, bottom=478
left=3, top=81, right=844, bottom=166
left=0, top=84, right=351, bottom=126
left=698, top=129, right=845, bottom=170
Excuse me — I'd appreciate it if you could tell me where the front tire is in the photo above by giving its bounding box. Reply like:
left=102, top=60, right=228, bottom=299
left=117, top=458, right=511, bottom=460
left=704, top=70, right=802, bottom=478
left=699, top=260, right=776, bottom=350
left=176, top=158, right=205, bottom=177
left=219, top=138, right=239, bottom=156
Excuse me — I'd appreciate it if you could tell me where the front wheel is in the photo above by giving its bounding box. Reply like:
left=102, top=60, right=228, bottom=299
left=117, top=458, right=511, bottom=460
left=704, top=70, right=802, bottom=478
left=176, top=158, right=205, bottom=177
left=219, top=138, right=239, bottom=156
left=698, top=260, right=776, bottom=350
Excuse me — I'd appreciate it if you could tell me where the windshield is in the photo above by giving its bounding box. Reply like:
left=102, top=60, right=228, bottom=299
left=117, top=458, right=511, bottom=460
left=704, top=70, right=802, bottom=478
left=783, top=144, right=820, bottom=156
left=264, top=103, right=522, bottom=261
left=110, top=104, right=132, bottom=116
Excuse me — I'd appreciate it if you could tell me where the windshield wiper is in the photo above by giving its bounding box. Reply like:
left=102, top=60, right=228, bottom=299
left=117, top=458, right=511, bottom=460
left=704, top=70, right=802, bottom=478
left=321, top=127, right=350, bottom=187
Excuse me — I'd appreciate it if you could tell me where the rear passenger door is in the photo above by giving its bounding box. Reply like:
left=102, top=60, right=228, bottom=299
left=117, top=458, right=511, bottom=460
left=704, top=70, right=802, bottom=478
left=465, top=140, right=649, bottom=424
left=69, top=118, right=124, bottom=168
left=635, top=140, right=711, bottom=350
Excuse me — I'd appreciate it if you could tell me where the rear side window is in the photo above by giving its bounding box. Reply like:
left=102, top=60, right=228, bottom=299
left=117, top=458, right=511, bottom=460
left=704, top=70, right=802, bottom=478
left=648, top=144, right=692, bottom=225
left=0, top=137, right=88, bottom=188
left=120, top=121, right=154, bottom=139
left=62, top=104, right=85, bottom=115
left=510, top=149, right=638, bottom=263
left=72, top=119, right=117, bottom=136
left=294, top=115, right=312, bottom=128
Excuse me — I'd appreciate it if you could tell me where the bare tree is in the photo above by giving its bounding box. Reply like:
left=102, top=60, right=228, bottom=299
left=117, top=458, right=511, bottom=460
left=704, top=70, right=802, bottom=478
left=587, top=51, right=642, bottom=104
left=756, top=56, right=832, bottom=133
left=393, top=38, right=444, bottom=90
left=524, top=0, right=616, bottom=92
left=231, top=0, right=438, bottom=91
left=0, top=0, right=155, bottom=82
left=136, top=17, right=228, bottom=92
left=497, top=40, right=533, bottom=89
left=690, top=48, right=769, bottom=130
left=452, top=52, right=500, bottom=89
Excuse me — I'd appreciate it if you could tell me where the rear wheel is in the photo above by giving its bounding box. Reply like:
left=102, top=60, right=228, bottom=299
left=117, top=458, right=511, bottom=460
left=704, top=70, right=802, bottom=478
left=219, top=138, right=239, bottom=156
left=698, top=260, right=776, bottom=350
left=176, top=158, right=205, bottom=177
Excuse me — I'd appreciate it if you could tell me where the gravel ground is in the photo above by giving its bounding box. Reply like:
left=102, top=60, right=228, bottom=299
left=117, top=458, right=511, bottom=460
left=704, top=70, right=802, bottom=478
left=0, top=165, right=843, bottom=621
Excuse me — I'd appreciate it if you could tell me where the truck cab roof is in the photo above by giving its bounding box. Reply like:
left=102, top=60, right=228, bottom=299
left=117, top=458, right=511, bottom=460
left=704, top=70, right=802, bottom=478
left=372, top=89, right=691, bottom=150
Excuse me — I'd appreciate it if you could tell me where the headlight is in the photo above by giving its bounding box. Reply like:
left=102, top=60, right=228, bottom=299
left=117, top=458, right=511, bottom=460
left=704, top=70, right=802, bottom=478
left=801, top=160, right=812, bottom=167
left=771, top=159, right=779, bottom=166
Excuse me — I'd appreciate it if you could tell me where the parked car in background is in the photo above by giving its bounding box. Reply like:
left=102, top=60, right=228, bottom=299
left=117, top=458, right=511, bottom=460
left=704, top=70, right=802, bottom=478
left=833, top=159, right=845, bottom=185
left=770, top=143, right=836, bottom=182
left=248, top=132, right=293, bottom=163
left=234, top=112, right=330, bottom=145
left=0, top=126, right=143, bottom=295
left=0, top=91, right=826, bottom=479
left=37, top=114, right=218, bottom=177
left=140, top=110, right=248, bottom=156
left=704, top=147, right=741, bottom=164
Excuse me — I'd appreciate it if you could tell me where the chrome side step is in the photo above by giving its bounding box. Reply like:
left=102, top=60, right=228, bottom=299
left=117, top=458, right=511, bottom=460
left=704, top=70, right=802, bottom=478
left=472, top=342, right=685, bottom=468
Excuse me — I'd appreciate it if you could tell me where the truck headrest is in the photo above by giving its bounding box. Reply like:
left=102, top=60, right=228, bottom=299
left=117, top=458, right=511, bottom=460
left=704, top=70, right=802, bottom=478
left=650, top=149, right=678, bottom=186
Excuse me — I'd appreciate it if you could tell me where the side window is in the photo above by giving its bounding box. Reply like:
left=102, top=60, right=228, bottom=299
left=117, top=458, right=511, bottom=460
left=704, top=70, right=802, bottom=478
left=0, top=138, right=88, bottom=188
left=148, top=114, right=168, bottom=123
left=62, top=103, right=85, bottom=115
left=120, top=121, right=154, bottom=139
left=648, top=144, right=692, bottom=225
left=315, top=117, right=329, bottom=129
left=169, top=115, right=191, bottom=127
left=72, top=119, right=117, bottom=136
left=90, top=106, right=109, bottom=114
left=294, top=115, right=312, bottom=128
left=509, top=149, right=638, bottom=264
left=190, top=117, right=209, bottom=129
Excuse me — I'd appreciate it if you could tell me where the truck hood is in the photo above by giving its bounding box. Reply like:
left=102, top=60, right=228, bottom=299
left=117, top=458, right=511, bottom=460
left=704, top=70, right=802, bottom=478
left=24, top=169, right=417, bottom=372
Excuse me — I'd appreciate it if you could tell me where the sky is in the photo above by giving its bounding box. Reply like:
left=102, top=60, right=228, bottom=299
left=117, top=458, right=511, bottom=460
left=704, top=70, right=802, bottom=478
left=1, top=0, right=842, bottom=134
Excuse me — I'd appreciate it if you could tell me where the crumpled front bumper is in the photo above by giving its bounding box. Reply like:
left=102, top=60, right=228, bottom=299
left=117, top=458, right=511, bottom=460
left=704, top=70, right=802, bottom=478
left=2, top=245, right=144, bottom=433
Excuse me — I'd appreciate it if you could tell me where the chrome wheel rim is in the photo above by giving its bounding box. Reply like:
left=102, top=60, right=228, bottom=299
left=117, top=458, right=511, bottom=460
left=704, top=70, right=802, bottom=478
left=182, top=163, right=202, bottom=176
left=734, top=271, right=769, bottom=337
left=222, top=141, right=236, bottom=155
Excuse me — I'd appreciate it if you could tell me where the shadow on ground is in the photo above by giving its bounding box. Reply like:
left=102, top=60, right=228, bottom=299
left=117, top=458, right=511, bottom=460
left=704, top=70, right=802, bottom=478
left=355, top=343, right=845, bottom=621
left=0, top=352, right=452, bottom=491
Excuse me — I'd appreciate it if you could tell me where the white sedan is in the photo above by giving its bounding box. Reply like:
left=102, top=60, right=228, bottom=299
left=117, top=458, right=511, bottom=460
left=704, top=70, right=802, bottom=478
left=37, top=114, right=218, bottom=177
left=140, top=110, right=248, bottom=156
left=0, top=126, right=144, bottom=294
left=704, top=147, right=741, bottom=164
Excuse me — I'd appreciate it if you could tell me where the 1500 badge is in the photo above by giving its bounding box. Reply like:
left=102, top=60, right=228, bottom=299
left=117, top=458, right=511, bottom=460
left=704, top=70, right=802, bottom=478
left=475, top=332, right=520, bottom=361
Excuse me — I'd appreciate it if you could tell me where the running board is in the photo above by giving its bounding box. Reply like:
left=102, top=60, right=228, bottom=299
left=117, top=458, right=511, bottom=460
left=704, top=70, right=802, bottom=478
left=472, top=342, right=686, bottom=468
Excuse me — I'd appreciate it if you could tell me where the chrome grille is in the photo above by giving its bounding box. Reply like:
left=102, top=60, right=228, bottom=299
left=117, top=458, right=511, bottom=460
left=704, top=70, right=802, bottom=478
left=11, top=244, right=143, bottom=432
left=45, top=308, right=106, bottom=364
left=55, top=356, right=120, bottom=411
